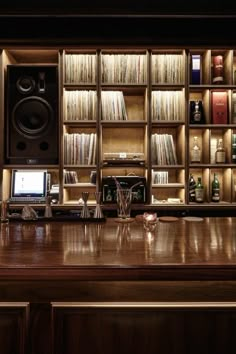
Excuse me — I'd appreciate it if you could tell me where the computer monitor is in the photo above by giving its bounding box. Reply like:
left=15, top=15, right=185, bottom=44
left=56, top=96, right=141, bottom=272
left=11, top=170, right=47, bottom=199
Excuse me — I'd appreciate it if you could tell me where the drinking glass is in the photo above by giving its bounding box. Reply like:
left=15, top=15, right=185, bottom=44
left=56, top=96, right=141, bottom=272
left=117, top=189, right=132, bottom=219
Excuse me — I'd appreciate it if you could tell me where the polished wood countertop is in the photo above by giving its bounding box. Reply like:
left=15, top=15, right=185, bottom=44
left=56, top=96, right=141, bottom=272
left=1, top=217, right=236, bottom=281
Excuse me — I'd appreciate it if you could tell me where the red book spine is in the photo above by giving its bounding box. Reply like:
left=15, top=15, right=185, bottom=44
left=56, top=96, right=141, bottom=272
left=211, top=91, right=228, bottom=124
left=212, top=55, right=224, bottom=84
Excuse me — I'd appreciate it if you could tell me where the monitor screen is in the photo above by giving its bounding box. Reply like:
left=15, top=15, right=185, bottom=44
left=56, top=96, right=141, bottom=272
left=11, top=170, right=47, bottom=198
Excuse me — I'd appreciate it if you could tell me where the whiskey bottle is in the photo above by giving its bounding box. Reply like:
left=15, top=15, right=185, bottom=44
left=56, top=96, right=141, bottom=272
left=195, top=177, right=204, bottom=203
left=190, top=100, right=205, bottom=124
left=211, top=173, right=220, bottom=202
left=189, top=174, right=196, bottom=202
left=215, top=138, right=226, bottom=163
left=191, top=136, right=201, bottom=163
left=232, top=134, right=236, bottom=163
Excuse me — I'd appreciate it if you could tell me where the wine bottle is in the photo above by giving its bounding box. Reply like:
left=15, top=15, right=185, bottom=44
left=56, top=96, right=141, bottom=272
left=195, top=177, right=204, bottom=203
left=191, top=136, right=201, bottom=163
left=215, top=138, right=226, bottom=163
left=211, top=173, right=220, bottom=202
left=189, top=174, right=196, bottom=202
left=232, top=134, right=236, bottom=163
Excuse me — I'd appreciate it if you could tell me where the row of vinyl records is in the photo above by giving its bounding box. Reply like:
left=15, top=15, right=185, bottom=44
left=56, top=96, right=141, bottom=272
left=64, top=54, right=184, bottom=84
left=151, top=134, right=178, bottom=165
left=64, top=53, right=235, bottom=85
left=63, top=132, right=178, bottom=166
left=64, top=90, right=183, bottom=121
left=64, top=133, right=97, bottom=165
left=63, top=90, right=236, bottom=123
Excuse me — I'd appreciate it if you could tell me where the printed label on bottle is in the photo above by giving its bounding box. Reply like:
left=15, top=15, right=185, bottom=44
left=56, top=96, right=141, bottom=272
left=212, top=188, right=220, bottom=201
left=216, top=151, right=225, bottom=163
left=195, top=189, right=204, bottom=202
left=191, top=150, right=200, bottom=162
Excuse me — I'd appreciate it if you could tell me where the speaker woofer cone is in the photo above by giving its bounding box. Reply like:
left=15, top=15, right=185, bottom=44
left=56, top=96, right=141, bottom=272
left=12, top=96, right=53, bottom=139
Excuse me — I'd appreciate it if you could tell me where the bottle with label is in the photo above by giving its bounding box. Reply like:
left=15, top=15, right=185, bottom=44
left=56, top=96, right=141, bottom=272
left=189, top=174, right=196, bottom=202
left=191, top=136, right=201, bottom=163
left=232, top=134, right=236, bottom=163
left=195, top=177, right=204, bottom=203
left=190, top=100, right=205, bottom=124
left=215, top=138, right=226, bottom=163
left=211, top=173, right=220, bottom=202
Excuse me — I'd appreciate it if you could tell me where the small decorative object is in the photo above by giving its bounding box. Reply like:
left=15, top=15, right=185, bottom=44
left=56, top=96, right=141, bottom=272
left=44, top=196, right=53, bottom=218
left=80, top=192, right=90, bottom=218
left=93, top=192, right=104, bottom=219
left=21, top=205, right=38, bottom=220
left=143, top=212, right=158, bottom=231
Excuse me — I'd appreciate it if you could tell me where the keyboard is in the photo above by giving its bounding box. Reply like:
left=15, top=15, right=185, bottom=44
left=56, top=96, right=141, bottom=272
left=8, top=197, right=46, bottom=204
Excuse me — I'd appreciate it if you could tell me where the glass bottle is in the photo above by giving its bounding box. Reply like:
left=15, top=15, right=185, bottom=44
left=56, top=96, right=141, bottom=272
left=215, top=138, right=226, bottom=163
left=211, top=173, right=220, bottom=202
left=192, top=101, right=202, bottom=123
left=232, top=134, right=236, bottom=163
left=189, top=174, right=196, bottom=202
left=191, top=136, right=201, bottom=163
left=195, top=177, right=204, bottom=203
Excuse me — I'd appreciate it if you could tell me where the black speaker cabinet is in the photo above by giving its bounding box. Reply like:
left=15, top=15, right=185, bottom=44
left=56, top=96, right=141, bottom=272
left=5, top=65, right=59, bottom=165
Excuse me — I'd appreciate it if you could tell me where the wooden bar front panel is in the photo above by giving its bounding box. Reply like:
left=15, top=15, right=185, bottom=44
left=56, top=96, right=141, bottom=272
left=52, top=303, right=236, bottom=354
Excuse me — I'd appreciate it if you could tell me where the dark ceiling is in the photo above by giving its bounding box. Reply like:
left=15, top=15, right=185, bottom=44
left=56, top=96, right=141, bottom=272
left=0, top=0, right=236, bottom=15
left=0, top=1, right=236, bottom=45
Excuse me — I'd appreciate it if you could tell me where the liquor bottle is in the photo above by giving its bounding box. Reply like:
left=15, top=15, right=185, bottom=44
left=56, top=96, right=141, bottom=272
left=191, top=136, right=201, bottom=163
left=190, top=100, right=205, bottom=124
left=212, top=55, right=224, bottom=84
left=215, top=138, right=226, bottom=163
left=211, top=173, right=220, bottom=202
left=189, top=174, right=196, bottom=202
left=232, top=134, right=236, bottom=163
left=195, top=177, right=204, bottom=203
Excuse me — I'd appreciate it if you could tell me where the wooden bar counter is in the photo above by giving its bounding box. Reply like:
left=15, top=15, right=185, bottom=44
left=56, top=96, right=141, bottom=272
left=1, top=216, right=236, bottom=354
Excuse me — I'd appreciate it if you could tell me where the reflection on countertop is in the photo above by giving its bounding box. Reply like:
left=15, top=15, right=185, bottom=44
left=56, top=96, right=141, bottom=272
left=1, top=217, right=236, bottom=268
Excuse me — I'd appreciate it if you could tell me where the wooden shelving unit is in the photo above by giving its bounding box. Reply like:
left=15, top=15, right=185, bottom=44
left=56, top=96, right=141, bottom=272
left=1, top=47, right=236, bottom=211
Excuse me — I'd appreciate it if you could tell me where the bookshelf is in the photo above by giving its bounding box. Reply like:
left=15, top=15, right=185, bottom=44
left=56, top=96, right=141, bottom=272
left=1, top=47, right=236, bottom=211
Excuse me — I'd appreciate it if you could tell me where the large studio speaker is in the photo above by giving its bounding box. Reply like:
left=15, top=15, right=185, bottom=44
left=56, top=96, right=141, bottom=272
left=6, top=65, right=59, bottom=165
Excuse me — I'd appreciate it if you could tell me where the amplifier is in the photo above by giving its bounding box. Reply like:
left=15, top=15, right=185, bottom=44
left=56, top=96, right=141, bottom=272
left=102, top=176, right=146, bottom=203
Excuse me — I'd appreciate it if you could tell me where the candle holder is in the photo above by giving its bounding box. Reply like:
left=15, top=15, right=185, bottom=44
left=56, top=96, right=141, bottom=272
left=143, top=212, right=158, bottom=232
left=94, top=192, right=104, bottom=219
left=80, top=192, right=90, bottom=218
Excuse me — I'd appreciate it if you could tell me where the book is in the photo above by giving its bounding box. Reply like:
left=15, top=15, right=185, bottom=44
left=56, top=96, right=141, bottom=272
left=211, top=91, right=228, bottom=124
left=191, top=54, right=201, bottom=84
left=212, top=55, right=224, bottom=84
